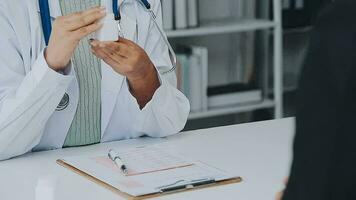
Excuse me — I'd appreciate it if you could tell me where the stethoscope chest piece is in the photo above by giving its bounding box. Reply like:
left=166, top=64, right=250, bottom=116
left=56, top=93, right=70, bottom=111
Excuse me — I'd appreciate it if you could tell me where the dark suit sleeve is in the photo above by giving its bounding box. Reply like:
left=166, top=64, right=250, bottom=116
left=283, top=1, right=356, bottom=200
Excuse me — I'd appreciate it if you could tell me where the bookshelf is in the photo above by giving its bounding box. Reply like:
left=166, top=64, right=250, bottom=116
left=166, top=0, right=283, bottom=120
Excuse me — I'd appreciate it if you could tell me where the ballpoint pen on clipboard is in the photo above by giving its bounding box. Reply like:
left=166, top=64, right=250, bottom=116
left=108, top=149, right=128, bottom=176
left=156, top=178, right=216, bottom=193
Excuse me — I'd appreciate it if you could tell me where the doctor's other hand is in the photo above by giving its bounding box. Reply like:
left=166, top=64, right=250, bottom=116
left=45, top=6, right=106, bottom=71
left=90, top=38, right=157, bottom=82
left=90, top=38, right=160, bottom=108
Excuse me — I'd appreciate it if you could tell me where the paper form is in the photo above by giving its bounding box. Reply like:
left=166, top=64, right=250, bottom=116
left=92, top=146, right=194, bottom=176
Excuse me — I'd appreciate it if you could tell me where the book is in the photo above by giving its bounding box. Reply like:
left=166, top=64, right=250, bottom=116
left=174, top=0, right=188, bottom=29
left=187, top=0, right=199, bottom=28
left=191, top=46, right=208, bottom=111
left=282, top=0, right=291, bottom=9
left=230, top=0, right=256, bottom=84
left=175, top=55, right=183, bottom=91
left=241, top=0, right=256, bottom=84
left=207, top=84, right=262, bottom=108
left=161, top=0, right=174, bottom=30
left=208, top=90, right=262, bottom=108
left=295, top=0, right=304, bottom=9
left=232, top=0, right=245, bottom=83
left=176, top=45, right=209, bottom=113
left=188, top=54, right=202, bottom=112
left=176, top=52, right=202, bottom=112
left=176, top=54, right=191, bottom=101
left=282, top=0, right=329, bottom=28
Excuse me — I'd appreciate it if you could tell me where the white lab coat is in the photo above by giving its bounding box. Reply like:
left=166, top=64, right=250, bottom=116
left=0, top=0, right=190, bottom=160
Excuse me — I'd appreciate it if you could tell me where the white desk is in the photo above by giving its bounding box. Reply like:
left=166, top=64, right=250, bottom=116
left=0, top=118, right=295, bottom=200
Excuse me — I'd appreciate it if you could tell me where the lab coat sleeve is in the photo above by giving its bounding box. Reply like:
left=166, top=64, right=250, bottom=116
left=119, top=0, right=190, bottom=138
left=0, top=7, right=74, bottom=160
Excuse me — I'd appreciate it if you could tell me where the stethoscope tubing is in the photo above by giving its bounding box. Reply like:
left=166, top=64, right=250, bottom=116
left=115, top=0, right=177, bottom=74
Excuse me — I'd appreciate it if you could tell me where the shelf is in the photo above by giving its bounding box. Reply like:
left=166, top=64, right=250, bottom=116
left=283, top=26, right=313, bottom=35
left=268, top=85, right=298, bottom=94
left=166, top=19, right=277, bottom=38
left=188, top=99, right=275, bottom=120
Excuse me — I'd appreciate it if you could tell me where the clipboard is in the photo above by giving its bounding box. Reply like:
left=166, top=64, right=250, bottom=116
left=57, top=159, right=242, bottom=200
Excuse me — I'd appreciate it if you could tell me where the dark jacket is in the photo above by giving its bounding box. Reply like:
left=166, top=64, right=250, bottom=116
left=283, top=0, right=356, bottom=199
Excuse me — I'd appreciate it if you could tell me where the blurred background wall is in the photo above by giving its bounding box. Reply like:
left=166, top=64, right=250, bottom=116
left=160, top=0, right=331, bottom=130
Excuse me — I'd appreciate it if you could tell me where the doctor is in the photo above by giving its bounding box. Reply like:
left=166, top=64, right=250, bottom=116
left=0, top=0, right=190, bottom=160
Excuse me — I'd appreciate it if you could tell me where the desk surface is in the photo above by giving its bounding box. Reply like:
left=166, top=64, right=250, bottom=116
left=0, top=118, right=295, bottom=200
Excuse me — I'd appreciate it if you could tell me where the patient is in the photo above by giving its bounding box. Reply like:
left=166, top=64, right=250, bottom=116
left=279, top=0, right=356, bottom=199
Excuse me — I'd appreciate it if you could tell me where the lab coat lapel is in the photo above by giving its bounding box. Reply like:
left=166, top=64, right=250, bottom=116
left=101, top=65, right=124, bottom=136
left=100, top=1, right=125, bottom=136
left=135, top=2, right=150, bottom=48
left=101, top=0, right=138, bottom=136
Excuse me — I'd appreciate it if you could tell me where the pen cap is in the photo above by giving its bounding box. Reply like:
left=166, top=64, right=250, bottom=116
left=108, top=149, right=116, bottom=160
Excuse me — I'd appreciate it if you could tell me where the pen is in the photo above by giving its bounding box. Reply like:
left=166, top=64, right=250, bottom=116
left=108, top=149, right=128, bottom=175
left=160, top=179, right=216, bottom=193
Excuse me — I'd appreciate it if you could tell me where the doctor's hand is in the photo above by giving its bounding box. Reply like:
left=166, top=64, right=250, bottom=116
left=45, top=6, right=106, bottom=71
left=90, top=38, right=160, bottom=108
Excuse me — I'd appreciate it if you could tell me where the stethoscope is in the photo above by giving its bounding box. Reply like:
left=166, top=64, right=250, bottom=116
left=38, top=0, right=177, bottom=75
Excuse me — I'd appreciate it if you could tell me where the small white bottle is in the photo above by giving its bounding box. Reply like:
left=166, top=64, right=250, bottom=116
left=94, top=0, right=119, bottom=41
